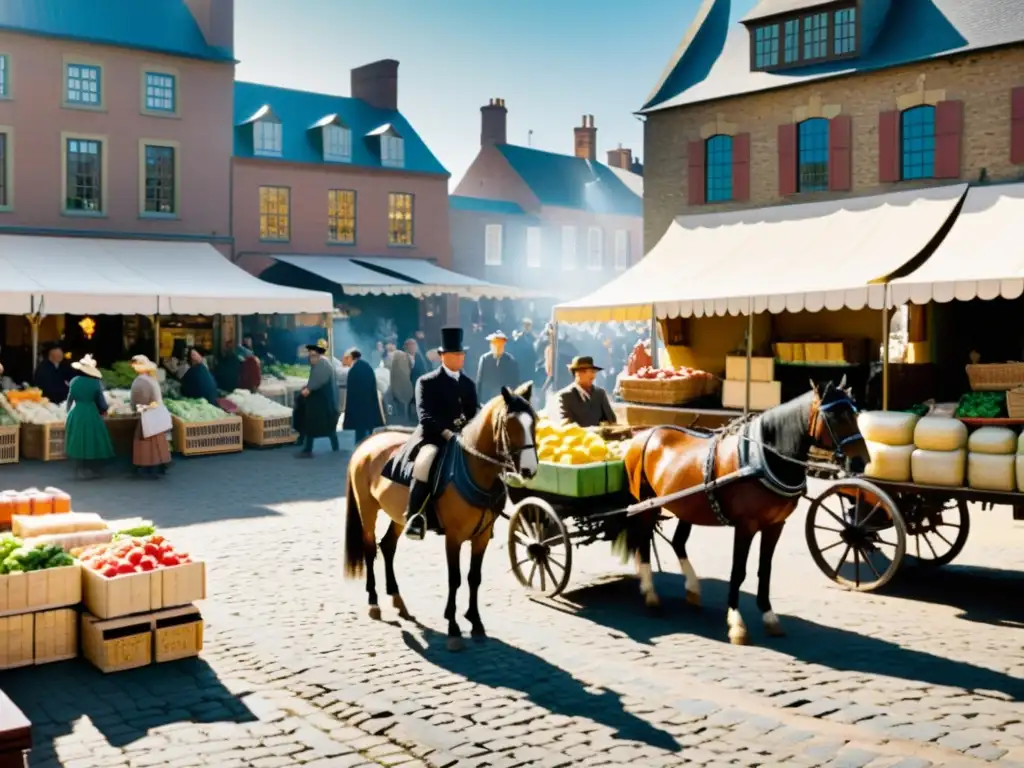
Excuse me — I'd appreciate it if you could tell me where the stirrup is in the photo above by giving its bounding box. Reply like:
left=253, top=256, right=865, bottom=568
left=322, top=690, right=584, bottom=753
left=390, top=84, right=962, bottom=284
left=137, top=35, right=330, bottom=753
left=404, top=514, right=426, bottom=540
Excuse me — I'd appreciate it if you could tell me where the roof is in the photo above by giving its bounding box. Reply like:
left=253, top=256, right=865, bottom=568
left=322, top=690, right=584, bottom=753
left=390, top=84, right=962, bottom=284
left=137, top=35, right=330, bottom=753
left=554, top=184, right=967, bottom=323
left=449, top=196, right=527, bottom=215
left=0, top=0, right=233, bottom=62
left=608, top=166, right=644, bottom=198
left=644, top=0, right=1024, bottom=112
left=233, top=82, right=448, bottom=176
left=496, top=144, right=642, bottom=216
left=741, top=0, right=838, bottom=23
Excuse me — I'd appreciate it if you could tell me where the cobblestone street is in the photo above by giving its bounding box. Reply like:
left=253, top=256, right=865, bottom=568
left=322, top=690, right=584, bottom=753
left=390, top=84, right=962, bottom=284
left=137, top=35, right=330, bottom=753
left=3, top=448, right=1023, bottom=768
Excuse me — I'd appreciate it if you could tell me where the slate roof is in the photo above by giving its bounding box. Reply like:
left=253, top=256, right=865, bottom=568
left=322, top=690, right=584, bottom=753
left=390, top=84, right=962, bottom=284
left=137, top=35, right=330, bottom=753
left=233, top=82, right=448, bottom=176
left=644, top=0, right=1024, bottom=112
left=0, top=0, right=233, bottom=61
left=741, top=0, right=837, bottom=23
left=495, top=145, right=643, bottom=216
left=449, top=196, right=528, bottom=215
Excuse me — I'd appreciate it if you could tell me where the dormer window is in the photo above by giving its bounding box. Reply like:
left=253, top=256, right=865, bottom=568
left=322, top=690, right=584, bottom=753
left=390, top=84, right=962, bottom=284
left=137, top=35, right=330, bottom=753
left=254, top=120, right=282, bottom=156
left=324, top=124, right=352, bottom=163
left=749, top=4, right=857, bottom=71
left=369, top=124, right=405, bottom=169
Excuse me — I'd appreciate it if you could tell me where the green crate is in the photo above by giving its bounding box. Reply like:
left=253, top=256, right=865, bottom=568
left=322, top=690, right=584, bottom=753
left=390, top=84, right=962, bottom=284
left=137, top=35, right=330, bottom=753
left=513, top=460, right=625, bottom=498
left=605, top=460, right=626, bottom=493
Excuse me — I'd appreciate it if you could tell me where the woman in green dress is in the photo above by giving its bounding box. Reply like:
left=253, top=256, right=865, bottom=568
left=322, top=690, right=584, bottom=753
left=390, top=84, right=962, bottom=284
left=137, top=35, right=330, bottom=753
left=64, top=354, right=115, bottom=479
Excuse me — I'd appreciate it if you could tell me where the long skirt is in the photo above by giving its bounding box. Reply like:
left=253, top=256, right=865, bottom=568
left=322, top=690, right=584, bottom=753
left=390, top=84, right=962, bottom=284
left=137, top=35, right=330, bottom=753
left=132, top=420, right=171, bottom=467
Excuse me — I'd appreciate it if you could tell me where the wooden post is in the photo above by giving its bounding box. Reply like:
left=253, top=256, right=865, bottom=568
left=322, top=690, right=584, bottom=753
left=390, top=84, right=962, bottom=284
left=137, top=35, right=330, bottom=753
left=153, top=315, right=161, bottom=361
left=326, top=312, right=336, bottom=361
left=744, top=298, right=754, bottom=415
left=649, top=306, right=660, bottom=370
left=26, top=297, right=44, bottom=375
left=550, top=321, right=559, bottom=393
left=881, top=294, right=891, bottom=411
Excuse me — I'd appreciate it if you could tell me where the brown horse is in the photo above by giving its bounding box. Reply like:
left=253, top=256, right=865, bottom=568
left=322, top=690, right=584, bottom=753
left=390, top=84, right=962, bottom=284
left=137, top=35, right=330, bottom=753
left=344, top=382, right=537, bottom=651
left=622, top=379, right=869, bottom=645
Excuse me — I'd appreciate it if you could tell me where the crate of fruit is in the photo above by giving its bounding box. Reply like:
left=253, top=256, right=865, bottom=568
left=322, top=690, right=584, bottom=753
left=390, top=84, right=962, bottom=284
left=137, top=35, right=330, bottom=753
left=20, top=422, right=66, bottom=461
left=82, top=604, right=203, bottom=673
left=0, top=424, right=18, bottom=465
left=0, top=538, right=81, bottom=616
left=619, top=367, right=716, bottom=406
left=240, top=414, right=296, bottom=447
left=170, top=415, right=242, bottom=457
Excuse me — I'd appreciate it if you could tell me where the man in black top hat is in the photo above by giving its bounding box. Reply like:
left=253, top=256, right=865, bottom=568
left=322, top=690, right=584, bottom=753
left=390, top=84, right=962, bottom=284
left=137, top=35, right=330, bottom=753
left=554, top=356, right=617, bottom=428
left=396, top=326, right=480, bottom=541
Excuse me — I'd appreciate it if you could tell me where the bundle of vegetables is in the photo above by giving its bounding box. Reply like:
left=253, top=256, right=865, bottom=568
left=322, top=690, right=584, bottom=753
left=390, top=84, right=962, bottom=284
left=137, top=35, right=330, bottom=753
left=77, top=534, right=192, bottom=577
left=226, top=389, right=292, bottom=418
left=955, top=392, right=1005, bottom=419
left=904, top=403, right=931, bottom=417
left=165, top=397, right=228, bottom=422
left=0, top=394, right=18, bottom=422
left=99, top=361, right=138, bottom=389
left=267, top=363, right=310, bottom=380
left=0, top=409, right=16, bottom=426
left=0, top=536, right=75, bottom=573
left=104, top=389, right=135, bottom=417
left=4, top=388, right=43, bottom=406
left=15, top=400, right=66, bottom=424
left=109, top=520, right=156, bottom=540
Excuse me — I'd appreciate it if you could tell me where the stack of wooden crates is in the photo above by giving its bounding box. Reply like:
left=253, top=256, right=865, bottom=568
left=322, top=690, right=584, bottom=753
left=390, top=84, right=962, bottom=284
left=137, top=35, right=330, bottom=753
left=722, top=356, right=782, bottom=411
left=0, top=564, right=81, bottom=670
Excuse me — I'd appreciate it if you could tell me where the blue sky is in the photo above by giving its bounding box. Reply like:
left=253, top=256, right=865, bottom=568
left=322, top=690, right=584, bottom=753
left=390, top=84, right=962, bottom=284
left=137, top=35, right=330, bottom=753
left=235, top=0, right=757, bottom=188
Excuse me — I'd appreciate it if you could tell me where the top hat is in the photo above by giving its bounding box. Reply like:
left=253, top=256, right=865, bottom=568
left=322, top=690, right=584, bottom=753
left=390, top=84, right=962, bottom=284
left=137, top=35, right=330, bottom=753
left=306, top=339, right=329, bottom=354
left=485, top=330, right=508, bottom=342
left=438, top=327, right=465, bottom=354
left=568, top=355, right=603, bottom=372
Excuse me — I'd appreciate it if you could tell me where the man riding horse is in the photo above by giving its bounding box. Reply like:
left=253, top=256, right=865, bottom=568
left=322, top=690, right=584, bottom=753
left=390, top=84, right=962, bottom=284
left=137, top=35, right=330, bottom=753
left=395, top=326, right=480, bottom=541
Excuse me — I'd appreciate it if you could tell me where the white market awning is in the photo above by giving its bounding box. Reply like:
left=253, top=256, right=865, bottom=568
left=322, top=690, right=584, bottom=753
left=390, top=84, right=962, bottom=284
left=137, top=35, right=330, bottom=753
left=889, top=182, right=1024, bottom=306
left=351, top=256, right=533, bottom=299
left=0, top=236, right=332, bottom=316
left=270, top=254, right=419, bottom=296
left=553, top=184, right=967, bottom=323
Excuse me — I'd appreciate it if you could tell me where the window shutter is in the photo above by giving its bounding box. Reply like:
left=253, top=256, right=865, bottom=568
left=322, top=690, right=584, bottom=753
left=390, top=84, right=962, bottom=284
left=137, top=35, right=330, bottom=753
left=934, top=100, right=964, bottom=179
left=732, top=133, right=751, bottom=202
left=778, top=123, right=797, bottom=195
left=828, top=114, right=852, bottom=191
left=878, top=110, right=900, bottom=182
left=687, top=140, right=705, bottom=206
left=1011, top=87, right=1024, bottom=164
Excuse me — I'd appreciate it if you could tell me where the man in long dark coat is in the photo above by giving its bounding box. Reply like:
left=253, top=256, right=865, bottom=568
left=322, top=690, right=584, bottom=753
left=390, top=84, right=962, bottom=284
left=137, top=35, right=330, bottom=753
left=476, top=331, right=520, bottom=405
left=34, top=342, right=74, bottom=404
left=342, top=348, right=384, bottom=444
left=294, top=340, right=340, bottom=458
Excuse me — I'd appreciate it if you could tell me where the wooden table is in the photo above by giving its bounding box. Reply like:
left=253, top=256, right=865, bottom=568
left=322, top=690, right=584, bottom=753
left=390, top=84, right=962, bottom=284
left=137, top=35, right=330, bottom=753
left=0, top=690, right=30, bottom=768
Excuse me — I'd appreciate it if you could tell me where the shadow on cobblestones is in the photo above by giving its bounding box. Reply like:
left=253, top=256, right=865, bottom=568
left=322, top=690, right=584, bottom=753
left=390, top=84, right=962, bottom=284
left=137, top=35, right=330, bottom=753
left=563, top=574, right=1024, bottom=702
left=883, top=564, right=1024, bottom=628
left=400, top=625, right=683, bottom=753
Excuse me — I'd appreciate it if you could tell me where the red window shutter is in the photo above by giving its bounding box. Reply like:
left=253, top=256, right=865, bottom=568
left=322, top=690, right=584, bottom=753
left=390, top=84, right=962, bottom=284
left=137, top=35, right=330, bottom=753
left=878, top=110, right=900, bottom=182
left=828, top=114, right=853, bottom=191
left=1011, top=87, right=1024, bottom=164
left=732, top=133, right=751, bottom=202
left=934, top=99, right=964, bottom=179
left=777, top=124, right=796, bottom=195
left=687, top=140, right=706, bottom=206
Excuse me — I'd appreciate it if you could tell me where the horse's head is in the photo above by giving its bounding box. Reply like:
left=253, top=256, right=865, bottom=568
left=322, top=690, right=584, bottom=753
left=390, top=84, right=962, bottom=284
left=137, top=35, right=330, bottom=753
left=808, top=376, right=869, bottom=474
left=499, top=382, right=539, bottom=479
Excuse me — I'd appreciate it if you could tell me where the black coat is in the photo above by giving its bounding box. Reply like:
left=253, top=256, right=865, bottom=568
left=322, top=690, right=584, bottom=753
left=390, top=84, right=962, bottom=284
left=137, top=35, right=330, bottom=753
left=343, top=358, right=384, bottom=432
left=393, top=366, right=480, bottom=468
left=476, top=352, right=520, bottom=404
left=34, top=360, right=74, bottom=404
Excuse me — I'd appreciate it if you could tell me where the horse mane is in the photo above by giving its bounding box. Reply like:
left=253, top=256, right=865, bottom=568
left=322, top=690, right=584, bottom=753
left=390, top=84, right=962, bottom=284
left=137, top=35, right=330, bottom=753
left=461, top=389, right=535, bottom=451
left=755, top=388, right=818, bottom=488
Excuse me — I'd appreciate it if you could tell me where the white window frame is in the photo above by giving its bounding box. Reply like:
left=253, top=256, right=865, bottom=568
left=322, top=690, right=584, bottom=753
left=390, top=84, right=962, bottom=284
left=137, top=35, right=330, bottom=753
left=253, top=119, right=282, bottom=157
left=0, top=55, right=9, bottom=99
left=381, top=134, right=405, bottom=168
left=323, top=124, right=352, bottom=163
left=587, top=227, right=604, bottom=270
left=64, top=61, right=102, bottom=109
left=561, top=226, right=577, bottom=271
left=614, top=230, right=630, bottom=271
left=526, top=226, right=542, bottom=269
left=484, top=224, right=503, bottom=266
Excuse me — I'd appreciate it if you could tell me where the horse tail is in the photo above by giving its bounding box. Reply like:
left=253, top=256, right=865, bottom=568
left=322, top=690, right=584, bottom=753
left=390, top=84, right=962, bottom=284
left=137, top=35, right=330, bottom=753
left=343, top=472, right=366, bottom=580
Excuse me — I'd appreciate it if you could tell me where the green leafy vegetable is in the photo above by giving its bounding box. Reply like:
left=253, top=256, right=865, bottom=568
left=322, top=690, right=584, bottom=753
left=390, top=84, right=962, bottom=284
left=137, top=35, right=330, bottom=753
left=955, top=392, right=1005, bottom=419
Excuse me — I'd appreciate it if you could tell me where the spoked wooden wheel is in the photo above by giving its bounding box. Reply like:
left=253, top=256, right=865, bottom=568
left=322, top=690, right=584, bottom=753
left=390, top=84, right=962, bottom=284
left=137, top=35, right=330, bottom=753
left=507, top=497, right=572, bottom=597
left=902, top=496, right=970, bottom=567
left=806, top=479, right=907, bottom=592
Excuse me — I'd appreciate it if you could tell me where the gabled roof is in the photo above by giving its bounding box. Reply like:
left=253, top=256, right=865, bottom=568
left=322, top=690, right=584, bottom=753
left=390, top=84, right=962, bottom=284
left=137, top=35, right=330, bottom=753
left=233, top=82, right=448, bottom=176
left=449, top=196, right=528, bottom=215
left=644, top=0, right=1024, bottom=112
left=495, top=145, right=642, bottom=216
left=0, top=0, right=233, bottom=62
left=741, top=0, right=836, bottom=23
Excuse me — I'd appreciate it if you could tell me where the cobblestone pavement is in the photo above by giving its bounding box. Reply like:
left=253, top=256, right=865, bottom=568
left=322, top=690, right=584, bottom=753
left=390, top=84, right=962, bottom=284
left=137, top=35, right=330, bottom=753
left=2, top=449, right=1023, bottom=768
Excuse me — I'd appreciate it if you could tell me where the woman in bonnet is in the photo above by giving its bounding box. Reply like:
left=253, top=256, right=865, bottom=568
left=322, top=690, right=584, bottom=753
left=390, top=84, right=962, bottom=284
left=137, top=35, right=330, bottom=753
left=64, top=354, right=114, bottom=479
left=130, top=355, right=171, bottom=477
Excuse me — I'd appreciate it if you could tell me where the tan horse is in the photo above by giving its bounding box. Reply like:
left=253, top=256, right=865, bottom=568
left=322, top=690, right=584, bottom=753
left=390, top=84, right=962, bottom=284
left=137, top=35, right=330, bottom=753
left=344, top=382, right=537, bottom=651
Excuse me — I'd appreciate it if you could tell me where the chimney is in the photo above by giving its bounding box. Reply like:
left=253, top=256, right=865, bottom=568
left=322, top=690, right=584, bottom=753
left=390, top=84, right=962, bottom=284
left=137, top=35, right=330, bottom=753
left=574, top=114, right=597, bottom=161
left=351, top=59, right=399, bottom=112
left=184, top=0, right=234, bottom=54
left=606, top=144, right=634, bottom=170
left=481, top=98, right=507, bottom=147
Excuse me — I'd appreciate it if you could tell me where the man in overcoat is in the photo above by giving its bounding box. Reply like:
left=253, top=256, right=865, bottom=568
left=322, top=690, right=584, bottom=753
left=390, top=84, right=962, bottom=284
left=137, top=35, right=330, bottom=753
left=476, top=331, right=520, bottom=405
left=396, top=327, right=480, bottom=541
left=342, top=347, right=384, bottom=443
left=553, top=356, right=617, bottom=428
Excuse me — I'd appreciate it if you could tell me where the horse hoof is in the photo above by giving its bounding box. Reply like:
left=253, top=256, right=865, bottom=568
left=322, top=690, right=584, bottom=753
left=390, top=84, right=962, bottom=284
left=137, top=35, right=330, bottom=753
left=686, top=591, right=702, bottom=607
left=471, top=631, right=487, bottom=643
left=729, top=631, right=750, bottom=646
left=368, top=605, right=382, bottom=621
left=447, top=637, right=464, bottom=652
left=392, top=597, right=413, bottom=620
left=764, top=622, right=786, bottom=638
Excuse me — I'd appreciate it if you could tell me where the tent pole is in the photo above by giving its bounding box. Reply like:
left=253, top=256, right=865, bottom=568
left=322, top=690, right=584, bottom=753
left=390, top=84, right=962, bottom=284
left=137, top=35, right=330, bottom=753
left=649, top=306, right=660, bottom=370
left=153, top=315, right=161, bottom=362
left=881, top=292, right=891, bottom=411
left=550, top=320, right=559, bottom=395
left=326, top=312, right=336, bottom=361
left=744, top=298, right=753, bottom=416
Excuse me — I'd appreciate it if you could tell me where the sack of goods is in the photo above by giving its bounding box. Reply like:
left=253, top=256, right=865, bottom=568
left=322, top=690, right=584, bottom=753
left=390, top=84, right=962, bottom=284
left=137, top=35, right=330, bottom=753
left=858, top=411, right=918, bottom=482
left=966, top=426, right=1017, bottom=492
left=911, top=416, right=968, bottom=487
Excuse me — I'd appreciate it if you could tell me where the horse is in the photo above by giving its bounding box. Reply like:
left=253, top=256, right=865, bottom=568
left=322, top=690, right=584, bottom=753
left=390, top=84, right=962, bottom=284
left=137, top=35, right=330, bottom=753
left=622, top=378, right=869, bottom=645
left=344, top=382, right=538, bottom=651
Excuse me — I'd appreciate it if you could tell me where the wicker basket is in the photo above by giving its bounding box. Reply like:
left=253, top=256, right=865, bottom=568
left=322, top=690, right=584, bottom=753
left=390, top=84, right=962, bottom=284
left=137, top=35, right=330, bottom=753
left=0, top=424, right=18, bottom=465
left=21, top=422, right=66, bottom=461
left=1007, top=387, right=1024, bottom=419
left=619, top=375, right=711, bottom=406
left=965, top=363, right=1024, bottom=391
left=171, top=416, right=243, bottom=457
left=241, top=414, right=296, bottom=447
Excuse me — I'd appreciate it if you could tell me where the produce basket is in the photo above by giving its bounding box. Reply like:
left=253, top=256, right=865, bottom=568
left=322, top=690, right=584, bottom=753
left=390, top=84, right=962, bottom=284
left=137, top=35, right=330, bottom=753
left=170, top=415, right=242, bottom=457
left=240, top=414, right=296, bottom=447
left=1007, top=387, right=1024, bottom=419
left=20, top=422, right=66, bottom=462
left=619, top=375, right=712, bottom=406
left=966, top=363, right=1024, bottom=391
left=0, top=424, right=18, bottom=465
left=104, top=415, right=139, bottom=457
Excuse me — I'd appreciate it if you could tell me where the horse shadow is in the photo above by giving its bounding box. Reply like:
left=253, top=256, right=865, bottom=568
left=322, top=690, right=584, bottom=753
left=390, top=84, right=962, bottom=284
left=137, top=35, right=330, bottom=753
left=400, top=625, right=680, bottom=753
left=560, top=574, right=1024, bottom=703
left=884, top=563, right=1024, bottom=629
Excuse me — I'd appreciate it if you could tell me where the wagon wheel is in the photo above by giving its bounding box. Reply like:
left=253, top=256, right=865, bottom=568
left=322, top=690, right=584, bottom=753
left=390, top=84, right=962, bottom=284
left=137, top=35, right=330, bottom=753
left=900, top=495, right=970, bottom=568
left=805, top=479, right=907, bottom=592
left=507, top=497, right=572, bottom=597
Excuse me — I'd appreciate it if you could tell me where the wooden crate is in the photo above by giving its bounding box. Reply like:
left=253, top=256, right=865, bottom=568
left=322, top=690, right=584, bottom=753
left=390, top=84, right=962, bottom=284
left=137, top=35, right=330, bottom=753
left=722, top=380, right=783, bottom=411
left=171, top=415, right=242, bottom=457
left=724, top=356, right=775, bottom=383
left=0, top=564, right=82, bottom=616
left=154, top=605, right=204, bottom=663
left=82, top=605, right=203, bottom=673
left=0, top=424, right=18, bottom=465
left=20, top=422, right=66, bottom=461
left=240, top=413, right=296, bottom=447
left=82, top=561, right=207, bottom=619
left=104, top=415, right=139, bottom=457
left=0, top=613, right=33, bottom=670
left=34, top=608, right=77, bottom=665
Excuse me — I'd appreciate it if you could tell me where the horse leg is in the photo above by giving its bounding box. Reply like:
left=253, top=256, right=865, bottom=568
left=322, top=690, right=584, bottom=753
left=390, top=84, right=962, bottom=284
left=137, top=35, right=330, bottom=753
left=465, top=531, right=489, bottom=641
left=443, top=534, right=464, bottom=651
left=380, top=521, right=413, bottom=620
left=726, top=527, right=756, bottom=645
left=634, top=518, right=660, bottom=610
left=364, top=533, right=381, bottom=620
left=757, top=521, right=786, bottom=638
left=671, top=521, right=702, bottom=606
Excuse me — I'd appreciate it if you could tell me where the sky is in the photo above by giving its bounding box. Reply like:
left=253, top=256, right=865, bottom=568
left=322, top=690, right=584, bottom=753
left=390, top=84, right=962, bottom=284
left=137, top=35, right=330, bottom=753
left=235, top=0, right=758, bottom=189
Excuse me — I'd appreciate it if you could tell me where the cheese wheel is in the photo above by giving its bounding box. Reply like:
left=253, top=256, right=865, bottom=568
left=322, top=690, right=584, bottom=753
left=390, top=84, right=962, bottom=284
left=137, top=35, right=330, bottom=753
left=1018, top=433, right=1024, bottom=455
left=864, top=440, right=914, bottom=482
left=911, top=449, right=966, bottom=487
left=967, top=453, right=1016, bottom=492
left=967, top=426, right=1017, bottom=456
left=1017, top=455, right=1024, bottom=490
left=913, top=417, right=967, bottom=452
left=858, top=411, right=919, bottom=446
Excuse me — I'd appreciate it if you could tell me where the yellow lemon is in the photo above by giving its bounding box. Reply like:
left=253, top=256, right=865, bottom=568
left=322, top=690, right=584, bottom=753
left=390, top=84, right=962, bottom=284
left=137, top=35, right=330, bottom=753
left=587, top=443, right=608, bottom=460
left=559, top=454, right=574, bottom=465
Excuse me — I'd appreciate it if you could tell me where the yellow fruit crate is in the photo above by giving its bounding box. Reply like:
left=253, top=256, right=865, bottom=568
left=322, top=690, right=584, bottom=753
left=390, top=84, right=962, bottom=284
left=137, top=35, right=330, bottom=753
left=82, top=560, right=207, bottom=619
left=82, top=604, right=203, bottom=673
left=240, top=414, right=296, bottom=447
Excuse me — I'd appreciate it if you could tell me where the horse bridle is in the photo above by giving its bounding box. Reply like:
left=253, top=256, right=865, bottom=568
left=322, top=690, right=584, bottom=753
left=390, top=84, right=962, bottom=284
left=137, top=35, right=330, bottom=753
left=457, top=411, right=535, bottom=473
left=810, top=393, right=863, bottom=464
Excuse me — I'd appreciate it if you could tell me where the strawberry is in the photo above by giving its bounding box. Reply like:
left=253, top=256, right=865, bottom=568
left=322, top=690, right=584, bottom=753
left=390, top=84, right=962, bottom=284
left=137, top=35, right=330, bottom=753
left=102, top=565, right=119, bottom=578
left=143, top=542, right=160, bottom=557
left=126, top=548, right=144, bottom=566
left=116, top=562, right=136, bottom=575
left=160, top=553, right=179, bottom=567
left=139, top=556, right=158, bottom=572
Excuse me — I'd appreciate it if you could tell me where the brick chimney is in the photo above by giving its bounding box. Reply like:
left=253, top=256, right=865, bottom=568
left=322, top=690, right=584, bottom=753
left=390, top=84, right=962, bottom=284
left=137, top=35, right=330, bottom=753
left=481, top=98, right=507, bottom=147
left=184, top=0, right=234, bottom=54
left=351, top=59, right=399, bottom=112
left=574, top=115, right=597, bottom=161
left=606, top=144, right=633, bottom=170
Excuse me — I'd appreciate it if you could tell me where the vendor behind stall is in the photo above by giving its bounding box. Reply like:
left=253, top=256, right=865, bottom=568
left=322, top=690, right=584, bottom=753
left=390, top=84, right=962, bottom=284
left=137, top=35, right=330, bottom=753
left=179, top=346, right=219, bottom=406
left=553, top=356, right=617, bottom=428
left=34, top=341, right=74, bottom=404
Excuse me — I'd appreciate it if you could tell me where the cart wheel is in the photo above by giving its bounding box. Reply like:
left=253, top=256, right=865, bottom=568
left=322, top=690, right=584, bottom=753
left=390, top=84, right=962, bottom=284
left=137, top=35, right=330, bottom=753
left=805, top=479, right=907, bottom=592
left=508, top=497, right=572, bottom=597
left=902, top=496, right=970, bottom=568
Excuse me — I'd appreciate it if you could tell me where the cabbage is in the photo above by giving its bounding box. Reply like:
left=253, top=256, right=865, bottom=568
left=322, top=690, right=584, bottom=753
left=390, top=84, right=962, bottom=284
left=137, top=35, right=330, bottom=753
left=165, top=397, right=228, bottom=423
left=226, top=390, right=292, bottom=418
